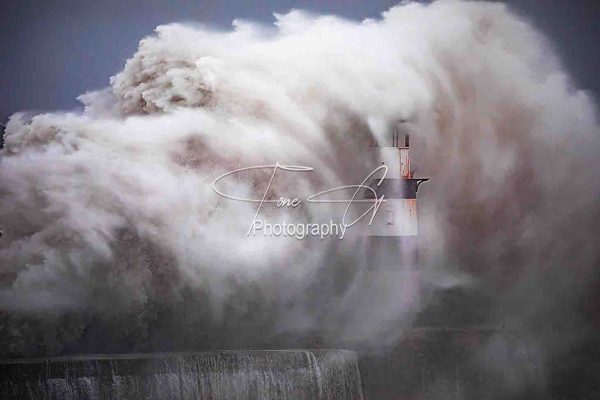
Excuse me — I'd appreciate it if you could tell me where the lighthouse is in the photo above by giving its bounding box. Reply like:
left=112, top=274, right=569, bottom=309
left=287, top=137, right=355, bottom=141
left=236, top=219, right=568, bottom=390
left=361, top=127, right=428, bottom=316
left=365, top=131, right=428, bottom=237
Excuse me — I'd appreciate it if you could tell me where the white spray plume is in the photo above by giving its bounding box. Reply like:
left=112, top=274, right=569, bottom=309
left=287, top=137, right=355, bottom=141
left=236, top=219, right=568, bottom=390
left=0, top=3, right=598, bottom=388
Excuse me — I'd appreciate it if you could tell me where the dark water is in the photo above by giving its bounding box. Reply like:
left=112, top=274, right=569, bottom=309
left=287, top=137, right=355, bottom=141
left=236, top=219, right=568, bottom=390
left=0, top=350, right=363, bottom=400
left=359, top=327, right=542, bottom=400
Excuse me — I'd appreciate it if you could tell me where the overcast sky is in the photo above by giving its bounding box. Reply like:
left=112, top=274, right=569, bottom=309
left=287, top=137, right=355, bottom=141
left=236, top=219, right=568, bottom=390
left=1, top=0, right=599, bottom=124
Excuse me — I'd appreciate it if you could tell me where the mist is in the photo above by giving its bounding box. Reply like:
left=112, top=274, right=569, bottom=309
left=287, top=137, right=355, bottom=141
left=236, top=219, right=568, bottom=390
left=1, top=1, right=599, bottom=395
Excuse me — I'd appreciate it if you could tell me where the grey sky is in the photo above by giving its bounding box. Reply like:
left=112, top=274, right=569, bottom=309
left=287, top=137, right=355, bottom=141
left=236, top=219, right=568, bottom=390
left=1, top=0, right=598, bottom=124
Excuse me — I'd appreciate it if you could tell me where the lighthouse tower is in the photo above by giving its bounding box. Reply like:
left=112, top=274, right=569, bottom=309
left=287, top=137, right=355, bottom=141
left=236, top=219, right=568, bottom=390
left=362, top=128, right=428, bottom=313
left=365, top=131, right=428, bottom=238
